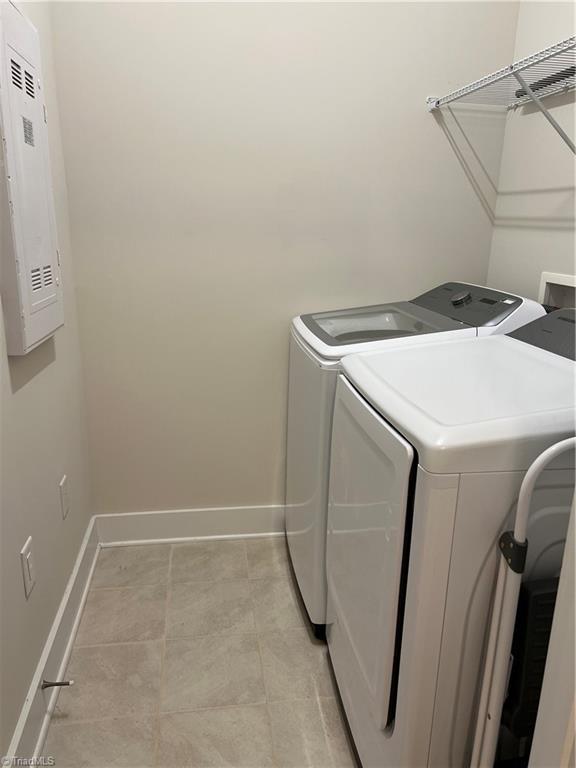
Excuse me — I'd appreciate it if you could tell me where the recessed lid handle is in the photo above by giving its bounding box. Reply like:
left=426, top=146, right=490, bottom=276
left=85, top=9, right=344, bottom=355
left=451, top=290, right=472, bottom=306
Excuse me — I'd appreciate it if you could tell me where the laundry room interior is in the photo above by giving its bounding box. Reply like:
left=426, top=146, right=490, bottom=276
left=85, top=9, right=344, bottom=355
left=0, top=1, right=574, bottom=766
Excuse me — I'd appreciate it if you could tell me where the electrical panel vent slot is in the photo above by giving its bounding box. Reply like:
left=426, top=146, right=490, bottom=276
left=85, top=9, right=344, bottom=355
left=24, top=70, right=34, bottom=98
left=42, top=264, right=53, bottom=286
left=22, top=116, right=34, bottom=146
left=10, top=58, right=22, bottom=89
left=31, top=267, right=42, bottom=291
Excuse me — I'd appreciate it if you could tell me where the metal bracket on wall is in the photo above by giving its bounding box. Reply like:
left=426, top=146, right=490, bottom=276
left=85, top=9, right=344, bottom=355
left=512, top=71, right=575, bottom=153
left=427, top=37, right=575, bottom=154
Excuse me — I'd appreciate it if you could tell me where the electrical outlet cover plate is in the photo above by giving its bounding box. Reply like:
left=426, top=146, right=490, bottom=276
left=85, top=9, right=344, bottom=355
left=538, top=272, right=576, bottom=309
left=20, top=535, right=36, bottom=598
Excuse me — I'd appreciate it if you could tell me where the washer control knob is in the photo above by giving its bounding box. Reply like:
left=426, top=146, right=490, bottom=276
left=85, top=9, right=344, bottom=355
left=451, top=290, right=472, bottom=306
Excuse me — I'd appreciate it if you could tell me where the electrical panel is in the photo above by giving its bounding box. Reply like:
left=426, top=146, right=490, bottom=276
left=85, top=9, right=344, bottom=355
left=0, top=2, right=62, bottom=355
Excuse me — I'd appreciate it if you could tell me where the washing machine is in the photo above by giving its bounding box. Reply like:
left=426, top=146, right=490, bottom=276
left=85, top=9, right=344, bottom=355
left=325, top=308, right=575, bottom=768
left=285, top=282, right=544, bottom=634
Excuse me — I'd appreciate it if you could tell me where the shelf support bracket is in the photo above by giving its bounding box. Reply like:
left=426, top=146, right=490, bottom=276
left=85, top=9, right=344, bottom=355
left=513, top=71, right=575, bottom=154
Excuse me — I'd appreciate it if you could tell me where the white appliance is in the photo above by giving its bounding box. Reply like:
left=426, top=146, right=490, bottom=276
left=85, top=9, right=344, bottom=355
left=326, top=309, right=575, bottom=768
left=285, top=282, right=544, bottom=633
left=0, top=2, right=62, bottom=355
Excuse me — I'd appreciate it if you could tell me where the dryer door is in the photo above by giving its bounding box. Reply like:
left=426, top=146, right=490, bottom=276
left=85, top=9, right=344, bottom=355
left=327, top=375, right=415, bottom=730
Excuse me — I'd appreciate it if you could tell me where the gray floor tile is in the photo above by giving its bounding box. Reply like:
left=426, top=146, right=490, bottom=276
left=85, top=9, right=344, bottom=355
left=259, top=628, right=333, bottom=702
left=268, top=699, right=333, bottom=767
left=157, top=706, right=274, bottom=767
left=44, top=716, right=156, bottom=767
left=91, top=545, right=170, bottom=588
left=171, top=540, right=248, bottom=583
left=250, top=577, right=305, bottom=632
left=44, top=541, right=354, bottom=767
left=167, top=580, right=255, bottom=638
left=52, top=641, right=162, bottom=723
left=162, top=633, right=266, bottom=713
left=75, top=585, right=166, bottom=645
left=246, top=537, right=291, bottom=581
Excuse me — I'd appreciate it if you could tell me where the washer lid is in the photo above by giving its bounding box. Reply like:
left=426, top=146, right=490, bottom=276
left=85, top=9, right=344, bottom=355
left=342, top=335, right=575, bottom=474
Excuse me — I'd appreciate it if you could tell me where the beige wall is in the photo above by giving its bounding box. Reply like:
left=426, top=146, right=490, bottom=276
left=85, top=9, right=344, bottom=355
left=487, top=1, right=575, bottom=300
left=50, top=1, right=519, bottom=515
left=0, top=4, right=92, bottom=753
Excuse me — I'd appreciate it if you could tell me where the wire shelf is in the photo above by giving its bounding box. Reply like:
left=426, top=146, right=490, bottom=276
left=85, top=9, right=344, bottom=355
left=429, top=37, right=575, bottom=111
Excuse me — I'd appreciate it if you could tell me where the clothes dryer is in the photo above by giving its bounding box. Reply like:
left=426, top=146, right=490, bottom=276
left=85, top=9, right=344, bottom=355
left=326, top=309, right=575, bottom=767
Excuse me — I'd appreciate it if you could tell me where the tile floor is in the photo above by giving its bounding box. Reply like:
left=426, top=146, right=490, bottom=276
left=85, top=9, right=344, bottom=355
left=44, top=537, right=357, bottom=768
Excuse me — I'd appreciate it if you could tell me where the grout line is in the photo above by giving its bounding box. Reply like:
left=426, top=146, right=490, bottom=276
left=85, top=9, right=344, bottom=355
left=49, top=695, right=340, bottom=728
left=168, top=576, right=254, bottom=587
left=85, top=581, right=169, bottom=592
left=243, top=538, right=280, bottom=758
left=154, top=544, right=174, bottom=766
left=242, top=538, right=264, bottom=635
left=243, top=537, right=252, bottom=581
left=159, top=696, right=336, bottom=716
left=73, top=638, right=165, bottom=650
left=159, top=697, right=269, bottom=718
left=317, top=696, right=337, bottom=768
left=48, top=712, right=160, bottom=729
left=248, top=536, right=281, bottom=763
left=166, top=626, right=259, bottom=642
left=74, top=625, right=311, bottom=649
left=261, top=670, right=278, bottom=764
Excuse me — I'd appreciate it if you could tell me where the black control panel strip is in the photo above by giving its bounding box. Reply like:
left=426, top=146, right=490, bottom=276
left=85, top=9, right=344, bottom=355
left=508, top=308, right=576, bottom=361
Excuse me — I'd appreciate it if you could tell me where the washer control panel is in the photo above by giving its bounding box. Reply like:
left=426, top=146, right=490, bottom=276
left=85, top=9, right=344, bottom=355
left=412, top=283, right=524, bottom=327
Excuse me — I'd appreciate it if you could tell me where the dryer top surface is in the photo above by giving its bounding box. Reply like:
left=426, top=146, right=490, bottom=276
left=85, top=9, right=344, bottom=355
left=342, top=333, right=575, bottom=473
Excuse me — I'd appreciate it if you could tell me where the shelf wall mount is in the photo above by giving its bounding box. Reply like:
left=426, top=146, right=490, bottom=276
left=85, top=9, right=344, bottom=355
left=427, top=37, right=576, bottom=154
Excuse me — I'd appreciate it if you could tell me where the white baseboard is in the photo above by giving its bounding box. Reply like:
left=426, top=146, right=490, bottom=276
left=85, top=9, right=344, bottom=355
left=7, top=503, right=285, bottom=758
left=7, top=517, right=100, bottom=760
left=96, top=504, right=285, bottom=546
